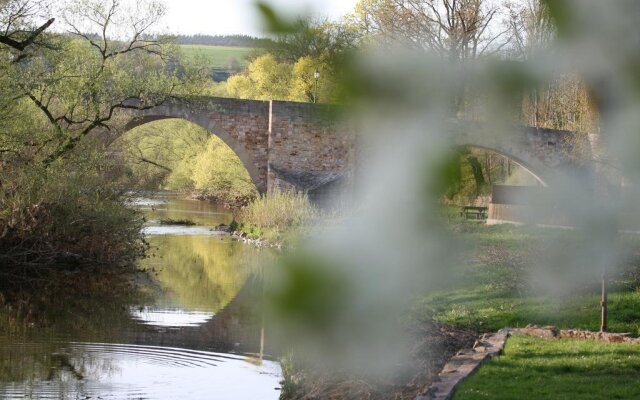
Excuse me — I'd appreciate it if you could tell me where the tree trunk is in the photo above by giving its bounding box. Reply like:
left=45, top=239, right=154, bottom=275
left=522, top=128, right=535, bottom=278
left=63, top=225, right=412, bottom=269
left=467, top=155, right=486, bottom=197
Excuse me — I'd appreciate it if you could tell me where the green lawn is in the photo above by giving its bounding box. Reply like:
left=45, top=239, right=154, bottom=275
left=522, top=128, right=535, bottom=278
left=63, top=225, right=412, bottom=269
left=417, top=222, right=640, bottom=335
left=179, top=45, right=257, bottom=69
left=453, top=335, right=640, bottom=400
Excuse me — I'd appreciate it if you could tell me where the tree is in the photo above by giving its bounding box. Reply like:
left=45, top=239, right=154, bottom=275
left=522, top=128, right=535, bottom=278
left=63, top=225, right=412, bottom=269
left=1, top=0, right=193, bottom=166
left=351, top=0, right=510, bottom=61
left=506, top=0, right=554, bottom=59
left=505, top=1, right=597, bottom=133
left=226, top=54, right=292, bottom=100
left=226, top=53, right=337, bottom=103
left=270, top=18, right=358, bottom=66
left=290, top=56, right=333, bottom=103
left=0, top=0, right=54, bottom=52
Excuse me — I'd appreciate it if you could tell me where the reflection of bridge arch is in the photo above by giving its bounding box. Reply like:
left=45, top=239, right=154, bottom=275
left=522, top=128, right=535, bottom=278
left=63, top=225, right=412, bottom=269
left=125, top=276, right=266, bottom=355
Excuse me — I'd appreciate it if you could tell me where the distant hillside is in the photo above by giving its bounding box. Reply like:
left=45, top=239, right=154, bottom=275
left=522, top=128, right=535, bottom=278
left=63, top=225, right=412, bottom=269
left=179, top=45, right=263, bottom=82
left=174, top=34, right=273, bottom=48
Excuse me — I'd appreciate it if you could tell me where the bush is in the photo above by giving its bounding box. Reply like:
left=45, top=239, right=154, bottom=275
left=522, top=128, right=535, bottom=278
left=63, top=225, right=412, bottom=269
left=0, top=150, right=146, bottom=285
left=238, top=191, right=318, bottom=241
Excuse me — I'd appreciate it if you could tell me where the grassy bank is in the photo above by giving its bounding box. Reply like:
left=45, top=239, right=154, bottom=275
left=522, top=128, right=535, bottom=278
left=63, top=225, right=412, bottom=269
left=418, top=222, right=640, bottom=335
left=237, top=191, right=318, bottom=244
left=454, top=335, right=640, bottom=399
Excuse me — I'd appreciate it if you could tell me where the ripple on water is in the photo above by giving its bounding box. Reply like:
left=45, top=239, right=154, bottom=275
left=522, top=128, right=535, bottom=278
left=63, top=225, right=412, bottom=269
left=0, top=341, right=282, bottom=400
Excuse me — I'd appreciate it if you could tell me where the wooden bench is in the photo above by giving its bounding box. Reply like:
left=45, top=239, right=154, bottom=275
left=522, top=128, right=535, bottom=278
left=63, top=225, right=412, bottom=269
left=461, top=206, right=488, bottom=220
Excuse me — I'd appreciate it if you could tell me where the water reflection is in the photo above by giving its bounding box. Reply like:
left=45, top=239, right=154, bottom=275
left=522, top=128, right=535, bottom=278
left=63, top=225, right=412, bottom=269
left=140, top=235, right=264, bottom=314
left=138, top=192, right=232, bottom=228
left=0, top=193, right=281, bottom=399
left=0, top=340, right=280, bottom=400
left=142, top=226, right=226, bottom=235
left=130, top=307, right=214, bottom=327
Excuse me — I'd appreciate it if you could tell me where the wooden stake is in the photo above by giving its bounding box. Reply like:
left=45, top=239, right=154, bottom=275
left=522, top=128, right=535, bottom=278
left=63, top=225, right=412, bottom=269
left=600, top=269, right=608, bottom=332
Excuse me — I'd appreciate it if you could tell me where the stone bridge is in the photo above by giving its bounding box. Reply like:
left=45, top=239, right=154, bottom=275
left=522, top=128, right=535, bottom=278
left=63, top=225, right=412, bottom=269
left=125, top=97, right=356, bottom=197
left=125, top=96, right=590, bottom=195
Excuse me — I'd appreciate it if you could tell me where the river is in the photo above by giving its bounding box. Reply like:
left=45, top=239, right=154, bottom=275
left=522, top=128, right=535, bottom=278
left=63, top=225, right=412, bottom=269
left=0, top=192, right=282, bottom=400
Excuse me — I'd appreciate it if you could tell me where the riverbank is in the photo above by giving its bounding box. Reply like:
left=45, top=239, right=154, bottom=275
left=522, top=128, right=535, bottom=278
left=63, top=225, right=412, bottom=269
left=279, top=219, right=640, bottom=400
left=227, top=191, right=320, bottom=249
left=281, top=320, right=477, bottom=400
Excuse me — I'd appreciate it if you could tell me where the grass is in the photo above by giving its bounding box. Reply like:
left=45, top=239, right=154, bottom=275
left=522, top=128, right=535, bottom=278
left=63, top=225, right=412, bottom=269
left=422, top=221, right=640, bottom=399
left=453, top=335, right=640, bottom=400
left=416, top=221, right=640, bottom=335
left=179, top=45, right=256, bottom=69
left=238, top=191, right=318, bottom=243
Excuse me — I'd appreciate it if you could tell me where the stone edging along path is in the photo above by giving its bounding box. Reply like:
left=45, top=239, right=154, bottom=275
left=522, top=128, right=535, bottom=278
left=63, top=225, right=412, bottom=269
left=417, top=328, right=511, bottom=400
left=417, top=325, right=640, bottom=400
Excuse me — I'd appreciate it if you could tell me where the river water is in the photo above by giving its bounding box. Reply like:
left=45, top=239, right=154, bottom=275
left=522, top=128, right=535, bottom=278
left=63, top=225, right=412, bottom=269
left=0, top=192, right=282, bottom=400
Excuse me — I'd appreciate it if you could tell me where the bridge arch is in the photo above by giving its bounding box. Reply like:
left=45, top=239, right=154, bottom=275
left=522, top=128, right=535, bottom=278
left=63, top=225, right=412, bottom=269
left=123, top=98, right=271, bottom=193
left=452, top=123, right=588, bottom=188
left=454, top=143, right=548, bottom=186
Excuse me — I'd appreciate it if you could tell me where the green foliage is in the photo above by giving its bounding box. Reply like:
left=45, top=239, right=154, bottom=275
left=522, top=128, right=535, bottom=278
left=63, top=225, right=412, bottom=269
left=269, top=252, right=349, bottom=331
left=255, top=1, right=300, bottom=34
left=179, top=45, right=255, bottom=69
left=0, top=0, right=195, bottom=288
left=116, top=119, right=208, bottom=188
left=0, top=145, right=146, bottom=280
left=268, top=18, right=359, bottom=66
left=239, top=191, right=318, bottom=242
left=189, top=135, right=257, bottom=205
left=226, top=53, right=337, bottom=103
left=454, top=335, right=640, bottom=400
left=226, top=54, right=293, bottom=101
left=115, top=119, right=257, bottom=206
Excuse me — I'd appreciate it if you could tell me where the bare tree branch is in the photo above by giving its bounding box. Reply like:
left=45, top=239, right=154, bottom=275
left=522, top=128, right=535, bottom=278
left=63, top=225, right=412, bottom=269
left=0, top=16, right=53, bottom=51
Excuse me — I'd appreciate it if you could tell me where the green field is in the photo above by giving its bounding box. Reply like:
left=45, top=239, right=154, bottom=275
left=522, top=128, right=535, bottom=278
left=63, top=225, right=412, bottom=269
left=179, top=45, right=257, bottom=69
left=454, top=335, right=640, bottom=400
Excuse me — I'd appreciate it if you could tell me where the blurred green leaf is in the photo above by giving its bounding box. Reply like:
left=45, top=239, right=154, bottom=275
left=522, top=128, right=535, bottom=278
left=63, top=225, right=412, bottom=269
left=269, top=252, right=348, bottom=331
left=255, top=1, right=298, bottom=33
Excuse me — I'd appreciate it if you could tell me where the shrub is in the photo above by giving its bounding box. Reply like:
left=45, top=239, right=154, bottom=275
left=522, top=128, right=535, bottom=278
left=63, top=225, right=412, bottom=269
left=0, top=150, right=146, bottom=285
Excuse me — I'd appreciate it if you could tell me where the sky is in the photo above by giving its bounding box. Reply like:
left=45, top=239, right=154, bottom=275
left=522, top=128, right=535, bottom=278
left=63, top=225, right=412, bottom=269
left=161, top=0, right=360, bottom=37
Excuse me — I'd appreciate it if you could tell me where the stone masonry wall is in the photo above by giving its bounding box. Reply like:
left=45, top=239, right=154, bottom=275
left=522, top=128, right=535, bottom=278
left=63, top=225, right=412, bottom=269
left=129, top=97, right=356, bottom=195
left=268, top=101, right=356, bottom=194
